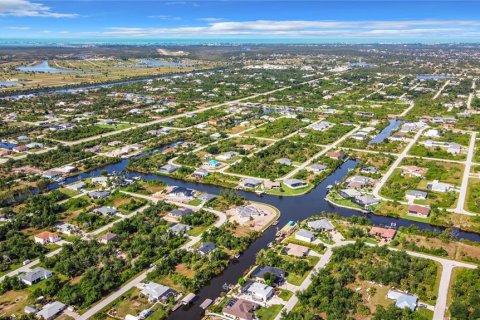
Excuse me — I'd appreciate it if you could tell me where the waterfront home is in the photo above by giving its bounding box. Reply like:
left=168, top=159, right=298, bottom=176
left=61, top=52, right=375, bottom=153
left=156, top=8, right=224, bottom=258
left=250, top=265, right=286, bottom=285
left=168, top=186, right=195, bottom=198
left=222, top=298, right=258, bottom=320
left=308, top=164, right=328, bottom=173
left=338, top=188, right=361, bottom=199
left=34, top=231, right=61, bottom=245
left=283, top=243, right=310, bottom=257
left=66, top=181, right=86, bottom=191
left=295, top=229, right=316, bottom=243
left=387, top=290, right=418, bottom=311
left=19, top=267, right=52, bottom=286
left=141, top=282, right=175, bottom=302
left=237, top=205, right=266, bottom=218
left=241, top=282, right=274, bottom=303
left=427, top=180, right=454, bottom=193
left=307, top=219, right=334, bottom=231
left=408, top=205, right=430, bottom=217
left=264, top=180, right=281, bottom=190
left=360, top=166, right=378, bottom=175
left=353, top=195, right=380, bottom=207
left=193, top=168, right=209, bottom=178
left=326, top=151, right=347, bottom=160
left=240, top=178, right=262, bottom=189
left=159, top=164, right=179, bottom=174
left=91, top=176, right=109, bottom=187
left=284, top=179, right=308, bottom=189
left=370, top=227, right=396, bottom=241
left=198, top=242, right=216, bottom=255
left=345, top=175, right=376, bottom=189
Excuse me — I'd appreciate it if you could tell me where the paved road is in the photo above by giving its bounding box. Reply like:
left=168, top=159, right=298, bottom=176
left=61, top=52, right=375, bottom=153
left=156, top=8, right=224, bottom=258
left=372, top=127, right=426, bottom=199
left=0, top=248, right=62, bottom=282
left=433, top=80, right=450, bottom=100
left=281, top=125, right=360, bottom=180
left=454, top=131, right=477, bottom=215
left=467, top=79, right=477, bottom=111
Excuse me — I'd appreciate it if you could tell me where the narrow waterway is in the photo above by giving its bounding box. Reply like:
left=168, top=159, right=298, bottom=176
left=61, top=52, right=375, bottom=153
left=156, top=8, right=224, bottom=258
left=48, top=156, right=480, bottom=319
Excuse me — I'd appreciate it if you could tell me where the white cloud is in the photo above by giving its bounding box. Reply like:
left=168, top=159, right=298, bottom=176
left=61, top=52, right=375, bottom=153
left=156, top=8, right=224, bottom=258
left=198, top=17, right=224, bottom=22
left=102, top=19, right=480, bottom=39
left=148, top=15, right=181, bottom=21
left=5, top=26, right=30, bottom=30
left=0, top=0, right=78, bottom=18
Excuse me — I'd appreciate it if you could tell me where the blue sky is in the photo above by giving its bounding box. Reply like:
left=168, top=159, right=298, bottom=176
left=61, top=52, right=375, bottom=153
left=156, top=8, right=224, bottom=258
left=1, top=1, right=480, bottom=43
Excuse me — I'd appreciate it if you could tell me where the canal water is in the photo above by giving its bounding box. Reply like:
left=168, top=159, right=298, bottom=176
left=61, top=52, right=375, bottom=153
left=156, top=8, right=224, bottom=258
left=51, top=156, right=480, bottom=319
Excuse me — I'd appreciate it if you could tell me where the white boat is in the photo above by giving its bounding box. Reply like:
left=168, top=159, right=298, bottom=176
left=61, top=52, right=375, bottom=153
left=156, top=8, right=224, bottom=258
left=326, top=185, right=333, bottom=190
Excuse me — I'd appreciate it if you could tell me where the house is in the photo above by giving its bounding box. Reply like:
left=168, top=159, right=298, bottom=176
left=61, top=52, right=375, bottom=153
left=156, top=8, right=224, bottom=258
left=34, top=231, right=61, bottom=245
left=360, top=166, right=377, bottom=175
left=193, top=168, right=209, bottom=178
left=168, top=223, right=191, bottom=235
left=88, top=190, right=110, bottom=199
left=264, top=180, right=281, bottom=190
left=402, top=166, right=428, bottom=178
left=159, top=164, right=179, bottom=174
left=237, top=205, right=266, bottom=218
left=307, top=219, right=334, bottom=231
left=198, top=242, right=216, bottom=255
left=338, top=188, right=361, bottom=199
left=424, top=129, right=441, bottom=138
left=198, top=193, right=216, bottom=203
left=99, top=232, right=117, bottom=244
left=42, top=170, right=62, bottom=180
left=351, top=132, right=369, bottom=140
left=91, top=176, right=109, bottom=187
left=66, top=181, right=86, bottom=191
left=295, top=229, right=316, bottom=243
left=168, top=186, right=195, bottom=198
left=24, top=306, right=38, bottom=315
left=283, top=243, right=310, bottom=257
left=240, top=178, right=262, bottom=189
left=310, top=121, right=333, bottom=131
left=168, top=208, right=194, bottom=218
left=284, top=179, right=308, bottom=189
left=276, top=158, right=292, bottom=166
left=36, top=301, right=66, bottom=320
left=55, top=222, right=79, bottom=236
left=370, top=227, right=396, bottom=241
left=94, top=206, right=118, bottom=216
left=387, top=290, right=418, bottom=311
left=408, top=205, right=430, bottom=217
left=345, top=175, right=375, bottom=189
left=13, top=145, right=27, bottom=153
left=326, top=151, right=347, bottom=160
left=222, top=298, right=258, bottom=320
left=353, top=195, right=380, bottom=207
left=250, top=265, right=286, bottom=284
left=210, top=133, right=222, bottom=140
left=406, top=190, right=428, bottom=200
left=447, top=143, right=462, bottom=155
left=217, top=151, right=238, bottom=161
left=19, top=267, right=52, bottom=286
left=427, top=180, right=454, bottom=193
left=141, top=282, right=175, bottom=302
left=242, top=282, right=274, bottom=303
left=308, top=164, right=328, bottom=173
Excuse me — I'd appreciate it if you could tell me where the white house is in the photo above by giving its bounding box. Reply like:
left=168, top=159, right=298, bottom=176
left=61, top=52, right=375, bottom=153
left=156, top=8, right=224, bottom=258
left=295, top=229, right=316, bottom=243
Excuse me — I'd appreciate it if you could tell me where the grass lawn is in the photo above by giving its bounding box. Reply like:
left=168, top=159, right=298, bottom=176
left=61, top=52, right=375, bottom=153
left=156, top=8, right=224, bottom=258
left=266, top=183, right=313, bottom=196
left=59, top=187, right=82, bottom=198
left=465, top=178, right=480, bottom=213
left=256, top=304, right=284, bottom=320
left=278, top=289, right=293, bottom=301
left=107, top=288, right=152, bottom=318
left=0, top=290, right=30, bottom=317
left=188, top=225, right=210, bottom=237
left=416, top=307, right=434, bottom=319
left=188, top=198, right=203, bottom=206
left=326, top=191, right=364, bottom=210
left=286, top=256, right=320, bottom=286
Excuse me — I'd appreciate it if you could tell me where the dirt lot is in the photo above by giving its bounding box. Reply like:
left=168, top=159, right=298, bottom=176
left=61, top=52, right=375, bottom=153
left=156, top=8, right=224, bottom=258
left=227, top=202, right=278, bottom=232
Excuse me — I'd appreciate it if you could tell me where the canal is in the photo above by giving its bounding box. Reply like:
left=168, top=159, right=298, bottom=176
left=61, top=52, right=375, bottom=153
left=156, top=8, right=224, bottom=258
left=52, top=156, right=480, bottom=319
